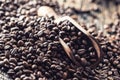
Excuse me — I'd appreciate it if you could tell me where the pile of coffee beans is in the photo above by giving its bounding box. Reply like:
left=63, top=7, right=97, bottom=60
left=87, top=19, right=120, bottom=79
left=0, top=0, right=120, bottom=80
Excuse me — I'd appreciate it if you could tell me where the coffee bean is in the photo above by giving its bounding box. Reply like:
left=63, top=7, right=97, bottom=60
left=55, top=65, right=62, bottom=70
left=9, top=58, right=17, bottom=63
left=11, top=48, right=18, bottom=54
left=23, top=69, right=33, bottom=74
left=15, top=78, right=21, bottom=80
left=47, top=24, right=55, bottom=29
left=63, top=37, right=70, bottom=42
left=77, top=49, right=86, bottom=55
left=15, top=70, right=22, bottom=76
left=23, top=77, right=32, bottom=80
left=4, top=45, right=11, bottom=50
left=9, top=63, right=16, bottom=68
left=80, top=58, right=88, bottom=66
left=36, top=71, right=43, bottom=77
left=82, top=40, right=87, bottom=45
left=32, top=64, right=37, bottom=69
left=117, top=64, right=120, bottom=69
left=89, top=52, right=96, bottom=57
left=17, top=40, right=24, bottom=46
left=37, top=30, right=44, bottom=37
left=11, top=27, right=19, bottom=31
left=28, top=46, right=33, bottom=52
left=108, top=71, right=112, bottom=75
left=45, top=72, right=50, bottom=77
left=74, top=54, right=81, bottom=61
left=14, top=66, right=21, bottom=71
left=63, top=72, right=67, bottom=79
left=3, top=58, right=9, bottom=64
left=113, top=60, right=119, bottom=65
left=0, top=61, right=4, bottom=66
left=7, top=69, right=15, bottom=76
left=59, top=31, right=65, bottom=36
left=30, top=74, right=36, bottom=80
left=20, top=74, right=26, bottom=79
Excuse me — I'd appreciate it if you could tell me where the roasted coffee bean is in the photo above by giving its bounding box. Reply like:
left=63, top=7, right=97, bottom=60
left=63, top=72, right=67, bottom=79
left=80, top=58, right=88, bottom=66
left=37, top=30, right=44, bottom=37
left=63, top=37, right=70, bottom=42
left=113, top=60, right=119, bottom=65
left=4, top=45, right=11, bottom=50
left=14, top=66, right=21, bottom=72
left=15, top=78, right=20, bottom=80
left=23, top=77, right=32, bottom=80
left=74, top=54, right=81, bottom=61
left=47, top=24, right=55, bottom=29
left=11, top=48, right=18, bottom=54
left=20, top=74, right=26, bottom=79
left=23, top=69, right=33, bottom=74
left=32, top=64, right=37, bottom=69
left=117, top=64, right=120, bottom=69
left=17, top=40, right=24, bottom=46
left=22, top=61, right=29, bottom=67
left=108, top=71, right=113, bottom=75
left=9, top=58, right=17, bottom=63
left=77, top=49, right=86, bottom=55
left=9, top=63, right=16, bottom=68
left=59, top=31, right=65, bottom=36
left=0, top=61, right=4, bottom=66
left=82, top=40, right=87, bottom=45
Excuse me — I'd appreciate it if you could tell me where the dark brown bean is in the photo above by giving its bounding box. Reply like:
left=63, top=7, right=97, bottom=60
left=17, top=40, right=24, bottom=46
left=77, top=49, right=86, bottom=55
left=9, top=58, right=17, bottom=63
left=80, top=58, right=88, bottom=66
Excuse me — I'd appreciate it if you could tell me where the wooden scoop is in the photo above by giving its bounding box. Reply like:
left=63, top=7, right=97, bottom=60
left=38, top=6, right=103, bottom=68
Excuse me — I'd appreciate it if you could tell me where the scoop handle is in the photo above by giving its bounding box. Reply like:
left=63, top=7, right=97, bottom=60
left=37, top=6, right=58, bottom=19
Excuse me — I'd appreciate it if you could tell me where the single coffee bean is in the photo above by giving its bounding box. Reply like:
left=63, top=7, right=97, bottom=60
left=14, top=66, right=21, bottom=71
left=15, top=70, right=23, bottom=76
left=7, top=69, right=15, bottom=76
left=23, top=69, right=33, bottom=74
left=113, top=60, right=119, bottom=65
left=117, top=64, right=120, bottom=69
left=63, top=37, right=70, bottom=42
left=82, top=40, right=87, bottom=45
left=11, top=48, right=18, bottom=54
left=90, top=52, right=96, bottom=57
left=22, top=61, right=29, bottom=67
left=5, top=51, right=10, bottom=58
left=3, top=58, right=9, bottom=64
left=80, top=58, right=88, bottom=66
left=23, top=77, right=32, bottom=80
left=15, top=78, right=21, bottom=80
left=63, top=72, right=67, bottom=79
left=0, top=61, right=4, bottom=66
left=11, top=27, right=19, bottom=31
left=37, top=30, right=44, bottom=37
left=9, top=58, right=17, bottom=63
left=4, top=45, right=11, bottom=50
left=74, top=54, right=81, bottom=61
left=108, top=71, right=112, bottom=75
left=32, top=64, right=37, bottom=69
left=17, top=40, right=24, bottom=46
left=77, top=49, right=86, bottom=55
